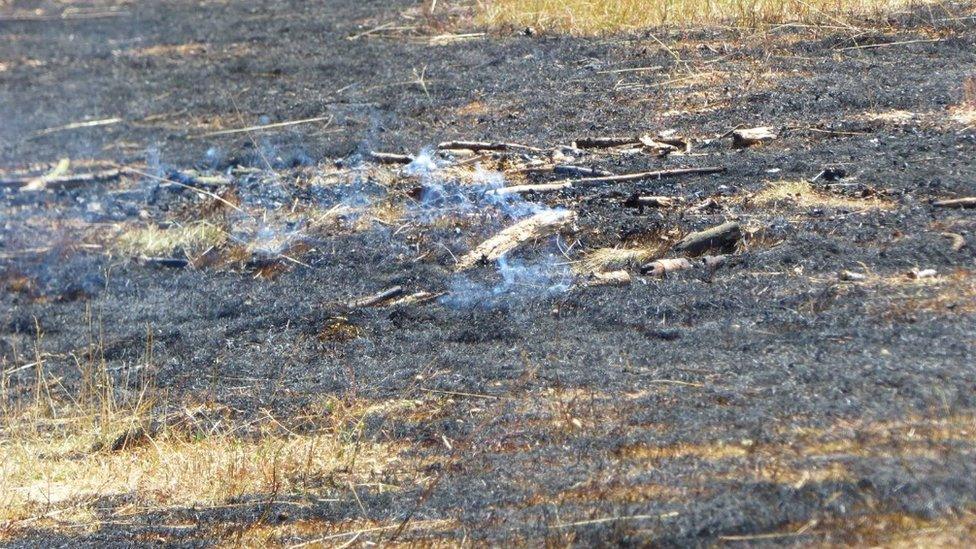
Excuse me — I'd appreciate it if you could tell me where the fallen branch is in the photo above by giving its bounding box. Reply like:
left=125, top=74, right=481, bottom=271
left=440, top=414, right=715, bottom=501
left=140, top=256, right=189, bottom=269
left=0, top=10, right=128, bottom=22
left=369, top=151, right=415, bottom=164
left=552, top=165, right=614, bottom=177
left=731, top=127, right=777, bottom=148
left=0, top=168, right=123, bottom=191
left=30, top=117, right=122, bottom=139
left=487, top=166, right=724, bottom=196
left=388, top=291, right=446, bottom=306
left=932, top=197, right=976, bottom=209
left=193, top=115, right=333, bottom=138
left=347, top=286, right=405, bottom=308
left=941, top=232, right=967, bottom=252
left=588, top=270, right=632, bottom=286
left=436, top=140, right=544, bottom=153
left=456, top=209, right=575, bottom=270
left=572, top=136, right=641, bottom=148
left=624, top=195, right=683, bottom=209
left=641, top=255, right=727, bottom=277
left=673, top=222, right=741, bottom=256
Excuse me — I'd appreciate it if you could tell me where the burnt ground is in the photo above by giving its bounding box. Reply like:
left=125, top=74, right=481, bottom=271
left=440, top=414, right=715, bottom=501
left=3, top=0, right=976, bottom=546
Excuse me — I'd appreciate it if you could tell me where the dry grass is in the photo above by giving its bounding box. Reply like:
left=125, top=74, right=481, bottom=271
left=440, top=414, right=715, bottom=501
left=951, top=75, right=976, bottom=125
left=0, top=389, right=422, bottom=543
left=750, top=180, right=890, bottom=211
left=885, top=269, right=976, bottom=318
left=114, top=222, right=227, bottom=257
left=0, top=321, right=429, bottom=543
left=477, top=0, right=914, bottom=34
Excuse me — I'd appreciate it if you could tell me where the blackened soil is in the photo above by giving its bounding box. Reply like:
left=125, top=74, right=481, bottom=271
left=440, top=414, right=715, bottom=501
left=3, top=0, right=976, bottom=546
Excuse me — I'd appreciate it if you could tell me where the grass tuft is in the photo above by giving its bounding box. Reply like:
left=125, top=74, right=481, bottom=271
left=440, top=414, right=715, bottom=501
left=114, top=222, right=227, bottom=257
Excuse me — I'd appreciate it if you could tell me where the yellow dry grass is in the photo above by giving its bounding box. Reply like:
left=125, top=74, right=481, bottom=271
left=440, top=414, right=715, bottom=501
left=0, top=320, right=429, bottom=543
left=477, top=0, right=914, bottom=34
left=0, top=391, right=420, bottom=542
left=751, top=180, right=890, bottom=211
left=114, top=222, right=227, bottom=257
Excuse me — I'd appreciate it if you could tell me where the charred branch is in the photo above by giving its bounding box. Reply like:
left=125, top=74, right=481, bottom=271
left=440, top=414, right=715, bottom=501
left=624, top=195, right=683, bottom=209
left=437, top=141, right=544, bottom=153
left=0, top=169, right=123, bottom=191
left=673, top=221, right=741, bottom=256
left=347, top=285, right=405, bottom=308
left=572, top=136, right=641, bottom=148
left=552, top=165, right=614, bottom=177
left=488, top=166, right=724, bottom=196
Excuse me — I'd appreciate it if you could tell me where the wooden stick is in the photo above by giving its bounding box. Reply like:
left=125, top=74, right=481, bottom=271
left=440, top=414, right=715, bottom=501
left=553, top=165, right=614, bottom=177
left=641, top=255, right=726, bottom=276
left=30, top=117, right=122, bottom=139
left=369, top=151, right=414, bottom=164
left=140, top=256, right=189, bottom=269
left=347, top=286, right=404, bottom=308
left=436, top=140, right=544, bottom=153
left=456, top=209, right=575, bottom=270
left=731, top=127, right=776, bottom=148
left=192, top=115, right=333, bottom=138
left=0, top=10, right=128, bottom=22
left=0, top=168, right=122, bottom=190
left=623, top=195, right=683, bottom=208
left=941, top=232, right=967, bottom=252
left=932, top=197, right=976, bottom=209
left=487, top=166, right=724, bottom=196
left=572, top=136, right=641, bottom=148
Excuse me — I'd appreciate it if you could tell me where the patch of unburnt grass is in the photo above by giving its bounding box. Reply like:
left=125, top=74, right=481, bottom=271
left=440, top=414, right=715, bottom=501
left=748, top=180, right=891, bottom=212
left=879, top=269, right=976, bottom=319
left=113, top=221, right=227, bottom=258
left=0, top=323, right=441, bottom=544
left=477, top=0, right=914, bottom=34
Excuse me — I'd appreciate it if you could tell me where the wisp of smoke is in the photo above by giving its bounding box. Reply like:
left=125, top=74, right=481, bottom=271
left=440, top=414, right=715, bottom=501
left=440, top=253, right=572, bottom=309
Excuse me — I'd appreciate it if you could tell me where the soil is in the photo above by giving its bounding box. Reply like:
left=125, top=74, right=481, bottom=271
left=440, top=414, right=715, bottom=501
left=3, top=0, right=976, bottom=545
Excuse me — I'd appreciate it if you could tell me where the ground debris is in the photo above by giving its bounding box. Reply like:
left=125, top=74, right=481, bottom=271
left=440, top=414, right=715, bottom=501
left=456, top=209, right=575, bottom=270
left=932, top=197, right=976, bottom=208
left=731, top=126, right=777, bottom=148
left=347, top=285, right=405, bottom=308
left=369, top=151, right=415, bottom=164
left=0, top=168, right=123, bottom=191
left=437, top=140, right=543, bottom=153
left=624, top=194, right=683, bottom=209
left=641, top=255, right=726, bottom=277
left=489, top=166, right=723, bottom=196
left=839, top=270, right=868, bottom=281
left=588, top=270, right=632, bottom=286
left=674, top=221, right=741, bottom=256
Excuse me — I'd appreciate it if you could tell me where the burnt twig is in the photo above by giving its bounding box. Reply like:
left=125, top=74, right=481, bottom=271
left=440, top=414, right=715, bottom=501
left=0, top=169, right=123, bottom=191
left=488, top=166, right=724, bottom=196
left=347, top=286, right=405, bottom=308
left=436, top=140, right=544, bottom=153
